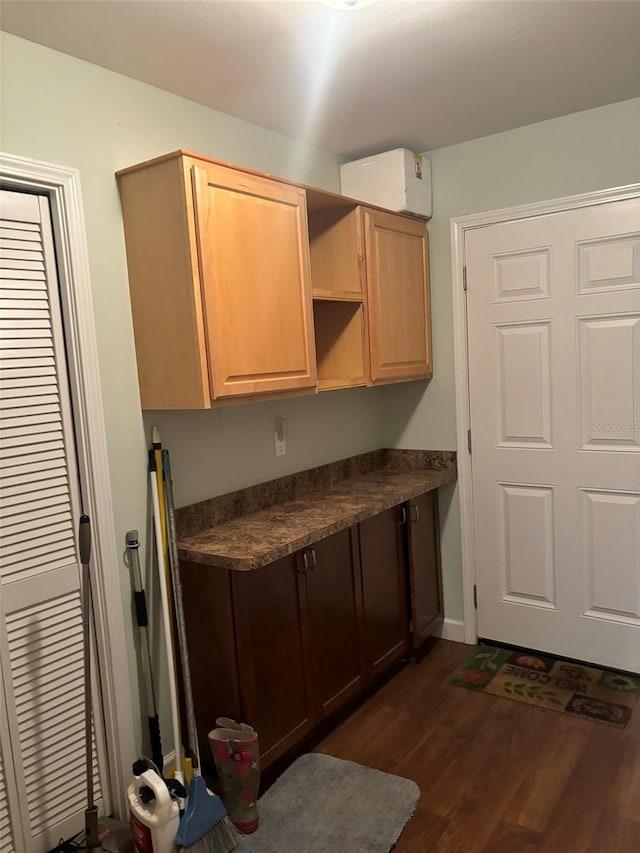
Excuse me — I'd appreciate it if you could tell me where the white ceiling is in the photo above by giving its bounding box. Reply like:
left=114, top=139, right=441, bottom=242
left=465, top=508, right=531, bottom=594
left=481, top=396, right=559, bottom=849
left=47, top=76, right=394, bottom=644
left=1, top=0, right=639, bottom=157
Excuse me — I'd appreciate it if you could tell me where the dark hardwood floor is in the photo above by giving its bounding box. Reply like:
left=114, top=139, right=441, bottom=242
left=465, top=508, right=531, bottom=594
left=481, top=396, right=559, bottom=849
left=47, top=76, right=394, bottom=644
left=314, top=639, right=640, bottom=852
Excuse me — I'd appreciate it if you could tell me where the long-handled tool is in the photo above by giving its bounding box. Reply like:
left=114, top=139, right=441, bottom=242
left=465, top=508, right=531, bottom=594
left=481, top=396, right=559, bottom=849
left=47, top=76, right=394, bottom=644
left=79, top=515, right=102, bottom=852
left=76, top=517, right=133, bottom=853
left=150, top=427, right=192, bottom=784
left=162, top=448, right=236, bottom=853
left=148, top=450, right=186, bottom=800
left=151, top=426, right=168, bottom=565
left=126, top=529, right=163, bottom=774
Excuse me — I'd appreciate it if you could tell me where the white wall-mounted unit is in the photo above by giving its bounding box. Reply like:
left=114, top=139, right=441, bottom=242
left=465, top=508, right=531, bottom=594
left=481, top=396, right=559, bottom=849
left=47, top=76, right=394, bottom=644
left=340, top=148, right=431, bottom=218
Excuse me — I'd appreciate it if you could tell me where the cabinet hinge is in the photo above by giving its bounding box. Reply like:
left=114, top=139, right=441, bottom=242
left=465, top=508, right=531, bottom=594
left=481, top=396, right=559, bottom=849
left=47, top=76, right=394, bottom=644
left=463, top=266, right=467, bottom=291
left=473, top=584, right=478, bottom=609
left=467, top=429, right=472, bottom=453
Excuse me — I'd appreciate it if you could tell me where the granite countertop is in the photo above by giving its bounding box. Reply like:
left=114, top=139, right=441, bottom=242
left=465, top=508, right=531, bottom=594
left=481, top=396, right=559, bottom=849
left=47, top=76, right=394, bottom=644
left=177, top=451, right=456, bottom=571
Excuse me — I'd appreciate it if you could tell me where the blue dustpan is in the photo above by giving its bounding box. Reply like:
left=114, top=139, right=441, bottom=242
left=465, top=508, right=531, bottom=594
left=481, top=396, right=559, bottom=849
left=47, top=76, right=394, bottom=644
left=174, top=776, right=230, bottom=847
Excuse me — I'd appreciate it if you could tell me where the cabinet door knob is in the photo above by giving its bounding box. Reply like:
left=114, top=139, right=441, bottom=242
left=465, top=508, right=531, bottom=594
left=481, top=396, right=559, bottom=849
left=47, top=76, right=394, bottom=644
left=399, top=506, right=407, bottom=525
left=410, top=504, right=420, bottom=523
left=310, top=548, right=317, bottom=569
left=302, top=551, right=310, bottom=573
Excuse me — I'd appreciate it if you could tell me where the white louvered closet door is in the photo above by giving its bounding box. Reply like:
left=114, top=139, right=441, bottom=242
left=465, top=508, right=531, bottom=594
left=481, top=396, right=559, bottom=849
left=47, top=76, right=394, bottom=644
left=0, top=190, right=109, bottom=853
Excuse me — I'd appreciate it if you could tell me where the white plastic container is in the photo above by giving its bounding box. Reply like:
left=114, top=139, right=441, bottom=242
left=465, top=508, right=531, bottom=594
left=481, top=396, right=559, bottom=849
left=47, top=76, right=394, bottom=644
left=128, top=769, right=179, bottom=853
left=340, top=148, right=431, bottom=218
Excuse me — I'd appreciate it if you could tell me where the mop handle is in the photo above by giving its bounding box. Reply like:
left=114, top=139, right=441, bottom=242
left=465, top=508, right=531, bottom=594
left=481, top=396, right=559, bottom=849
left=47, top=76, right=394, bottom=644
left=79, top=515, right=93, bottom=810
left=126, top=530, right=158, bottom=714
left=126, top=530, right=163, bottom=774
left=162, top=449, right=201, bottom=774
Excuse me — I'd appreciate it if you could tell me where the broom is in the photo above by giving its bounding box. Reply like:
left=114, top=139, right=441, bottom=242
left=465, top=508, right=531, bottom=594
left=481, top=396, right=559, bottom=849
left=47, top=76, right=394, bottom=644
left=162, top=447, right=237, bottom=853
left=149, top=450, right=187, bottom=802
left=150, top=427, right=193, bottom=785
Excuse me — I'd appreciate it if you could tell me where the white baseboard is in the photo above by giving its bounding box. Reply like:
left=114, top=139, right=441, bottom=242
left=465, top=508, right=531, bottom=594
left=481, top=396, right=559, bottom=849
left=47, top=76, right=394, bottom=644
left=436, top=618, right=466, bottom=643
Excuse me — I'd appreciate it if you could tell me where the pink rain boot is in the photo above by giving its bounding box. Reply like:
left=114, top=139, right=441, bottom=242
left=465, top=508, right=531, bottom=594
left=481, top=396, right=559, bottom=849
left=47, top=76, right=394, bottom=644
left=215, top=717, right=255, bottom=735
left=208, top=726, right=260, bottom=835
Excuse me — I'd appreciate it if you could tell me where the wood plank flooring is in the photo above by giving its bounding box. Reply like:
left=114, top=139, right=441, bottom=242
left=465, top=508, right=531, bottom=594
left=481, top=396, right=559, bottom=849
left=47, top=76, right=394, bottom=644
left=314, top=639, right=640, bottom=852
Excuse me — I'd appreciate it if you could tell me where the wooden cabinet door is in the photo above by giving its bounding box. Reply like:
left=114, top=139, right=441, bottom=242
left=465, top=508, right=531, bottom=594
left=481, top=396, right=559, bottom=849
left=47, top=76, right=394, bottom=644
left=232, top=555, right=315, bottom=768
left=406, top=492, right=443, bottom=647
left=302, top=527, right=366, bottom=719
left=192, top=162, right=317, bottom=399
left=358, top=507, right=410, bottom=679
left=363, top=208, right=432, bottom=384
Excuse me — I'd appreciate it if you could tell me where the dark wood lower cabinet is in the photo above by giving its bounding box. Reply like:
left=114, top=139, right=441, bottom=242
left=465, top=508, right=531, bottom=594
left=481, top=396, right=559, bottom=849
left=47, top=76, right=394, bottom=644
left=358, top=507, right=410, bottom=679
left=181, top=489, right=443, bottom=773
left=406, top=491, right=443, bottom=647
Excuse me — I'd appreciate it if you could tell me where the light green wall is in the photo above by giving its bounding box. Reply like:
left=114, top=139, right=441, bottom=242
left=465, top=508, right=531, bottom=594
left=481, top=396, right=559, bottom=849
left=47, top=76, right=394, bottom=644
left=381, top=97, right=640, bottom=622
left=0, top=33, right=386, bottom=757
left=148, top=389, right=381, bottom=508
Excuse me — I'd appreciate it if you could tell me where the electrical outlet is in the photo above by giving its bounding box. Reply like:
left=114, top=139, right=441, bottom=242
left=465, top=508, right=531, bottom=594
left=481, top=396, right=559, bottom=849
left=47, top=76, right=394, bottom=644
left=274, top=417, right=287, bottom=456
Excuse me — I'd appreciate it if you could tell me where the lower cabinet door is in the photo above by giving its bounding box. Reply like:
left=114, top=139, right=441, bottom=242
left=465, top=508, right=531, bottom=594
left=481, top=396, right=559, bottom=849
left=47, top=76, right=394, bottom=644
left=232, top=555, right=315, bottom=767
left=302, top=527, right=366, bottom=719
left=407, top=491, right=443, bottom=646
left=359, top=507, right=410, bottom=679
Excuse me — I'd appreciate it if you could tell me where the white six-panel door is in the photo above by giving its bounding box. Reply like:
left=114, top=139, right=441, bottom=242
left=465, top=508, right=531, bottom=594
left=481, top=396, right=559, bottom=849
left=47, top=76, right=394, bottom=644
left=466, top=197, right=640, bottom=673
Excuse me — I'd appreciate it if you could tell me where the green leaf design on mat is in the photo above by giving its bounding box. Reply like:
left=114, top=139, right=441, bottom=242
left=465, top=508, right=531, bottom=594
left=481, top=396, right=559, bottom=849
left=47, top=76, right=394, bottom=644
left=507, top=682, right=564, bottom=705
left=477, top=648, right=504, bottom=673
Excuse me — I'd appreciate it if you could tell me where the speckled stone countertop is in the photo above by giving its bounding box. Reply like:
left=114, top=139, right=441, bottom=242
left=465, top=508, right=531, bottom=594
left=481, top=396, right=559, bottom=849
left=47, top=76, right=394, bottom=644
left=177, top=449, right=456, bottom=571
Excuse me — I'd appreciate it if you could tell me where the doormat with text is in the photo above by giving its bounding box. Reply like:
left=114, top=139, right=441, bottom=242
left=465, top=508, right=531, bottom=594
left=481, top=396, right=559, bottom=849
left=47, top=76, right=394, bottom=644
left=451, top=645, right=640, bottom=728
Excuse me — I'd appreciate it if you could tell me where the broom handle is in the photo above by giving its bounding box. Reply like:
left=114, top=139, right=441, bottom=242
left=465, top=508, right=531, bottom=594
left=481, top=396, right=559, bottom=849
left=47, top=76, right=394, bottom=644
left=162, top=449, right=202, bottom=775
left=152, top=427, right=168, bottom=558
left=149, top=452, right=183, bottom=783
left=78, top=515, right=93, bottom=809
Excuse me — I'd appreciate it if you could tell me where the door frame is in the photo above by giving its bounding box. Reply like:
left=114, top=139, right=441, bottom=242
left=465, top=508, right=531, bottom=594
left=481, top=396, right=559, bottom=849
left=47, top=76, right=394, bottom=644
left=0, top=152, right=134, bottom=817
left=450, top=183, right=640, bottom=646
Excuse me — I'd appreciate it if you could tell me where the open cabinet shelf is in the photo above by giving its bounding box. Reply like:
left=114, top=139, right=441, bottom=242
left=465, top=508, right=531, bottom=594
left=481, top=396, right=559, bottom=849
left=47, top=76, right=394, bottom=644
left=313, top=300, right=368, bottom=391
left=308, top=207, right=364, bottom=301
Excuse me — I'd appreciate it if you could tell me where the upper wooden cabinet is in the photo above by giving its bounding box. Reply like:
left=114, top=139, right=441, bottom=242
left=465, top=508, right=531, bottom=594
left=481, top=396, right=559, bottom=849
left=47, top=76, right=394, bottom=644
left=364, top=208, right=432, bottom=384
left=117, top=152, right=317, bottom=408
left=308, top=202, right=432, bottom=389
left=117, top=150, right=431, bottom=409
